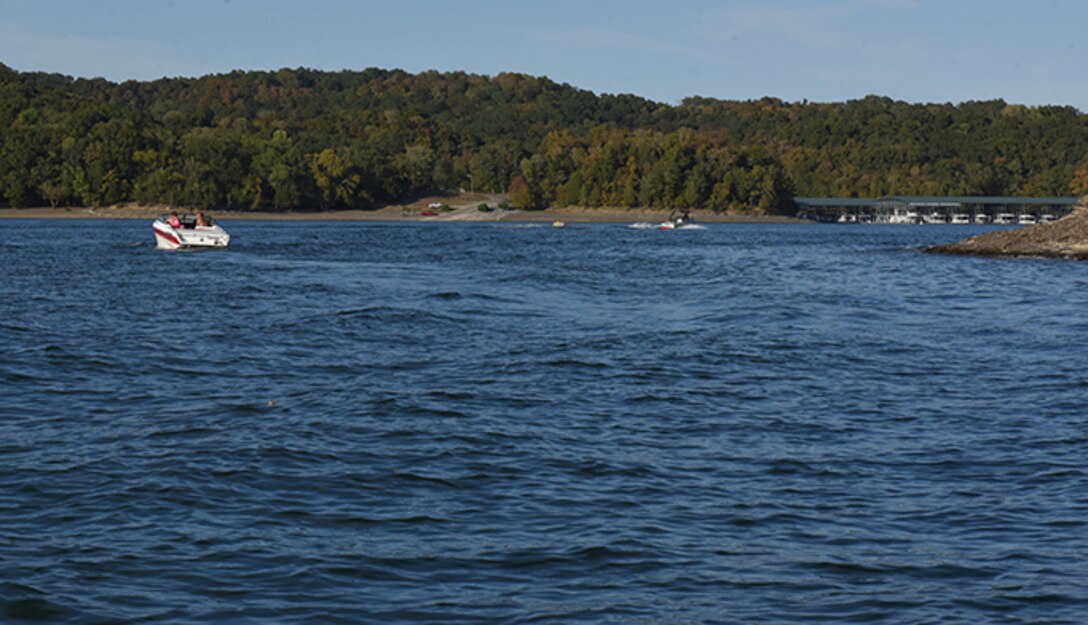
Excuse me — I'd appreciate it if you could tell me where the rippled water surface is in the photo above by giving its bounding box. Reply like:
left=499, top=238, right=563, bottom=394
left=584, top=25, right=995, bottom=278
left=3, top=219, right=1087, bottom=624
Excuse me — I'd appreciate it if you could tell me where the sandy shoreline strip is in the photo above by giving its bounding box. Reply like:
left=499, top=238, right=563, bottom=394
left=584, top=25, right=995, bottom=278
left=0, top=205, right=806, bottom=224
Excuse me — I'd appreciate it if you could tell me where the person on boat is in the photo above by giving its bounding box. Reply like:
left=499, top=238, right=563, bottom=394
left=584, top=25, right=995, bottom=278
left=166, top=212, right=182, bottom=228
left=668, top=209, right=691, bottom=226
left=195, top=211, right=209, bottom=227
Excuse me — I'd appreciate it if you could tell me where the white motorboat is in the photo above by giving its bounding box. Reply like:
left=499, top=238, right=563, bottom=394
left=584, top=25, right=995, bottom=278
left=993, top=213, right=1016, bottom=225
left=1018, top=214, right=1037, bottom=225
left=950, top=213, right=971, bottom=224
left=887, top=208, right=915, bottom=224
left=152, top=214, right=230, bottom=250
left=631, top=211, right=705, bottom=230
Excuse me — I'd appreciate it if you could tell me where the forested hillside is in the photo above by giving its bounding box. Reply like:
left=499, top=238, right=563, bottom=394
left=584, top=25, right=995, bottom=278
left=2, top=63, right=1087, bottom=212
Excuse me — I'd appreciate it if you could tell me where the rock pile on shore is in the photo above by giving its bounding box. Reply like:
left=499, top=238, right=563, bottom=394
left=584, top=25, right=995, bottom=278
left=927, top=196, right=1088, bottom=259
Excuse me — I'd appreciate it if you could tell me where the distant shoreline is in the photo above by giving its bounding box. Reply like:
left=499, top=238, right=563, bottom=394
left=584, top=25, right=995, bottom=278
left=0, top=205, right=808, bottom=224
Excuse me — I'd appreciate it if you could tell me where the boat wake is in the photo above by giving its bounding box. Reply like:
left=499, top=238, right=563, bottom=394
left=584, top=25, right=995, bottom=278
left=630, top=222, right=706, bottom=230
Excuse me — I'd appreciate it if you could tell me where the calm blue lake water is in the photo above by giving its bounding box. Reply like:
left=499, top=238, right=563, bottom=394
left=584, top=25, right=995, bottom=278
left=2, top=219, right=1087, bottom=624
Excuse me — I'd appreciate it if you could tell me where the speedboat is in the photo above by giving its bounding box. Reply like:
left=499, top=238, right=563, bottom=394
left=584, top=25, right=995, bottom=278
left=630, top=213, right=703, bottom=230
left=152, top=214, right=230, bottom=250
left=660, top=212, right=697, bottom=230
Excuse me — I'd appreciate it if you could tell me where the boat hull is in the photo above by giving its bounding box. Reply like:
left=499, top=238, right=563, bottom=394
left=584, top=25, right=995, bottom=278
left=153, top=220, right=230, bottom=250
left=660, top=218, right=699, bottom=230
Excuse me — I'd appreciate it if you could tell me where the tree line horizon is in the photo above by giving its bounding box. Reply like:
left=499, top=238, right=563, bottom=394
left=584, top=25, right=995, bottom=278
left=2, top=63, right=1087, bottom=213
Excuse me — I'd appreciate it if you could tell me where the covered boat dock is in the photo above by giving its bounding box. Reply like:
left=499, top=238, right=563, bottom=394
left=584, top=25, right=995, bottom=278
left=796, top=196, right=1079, bottom=224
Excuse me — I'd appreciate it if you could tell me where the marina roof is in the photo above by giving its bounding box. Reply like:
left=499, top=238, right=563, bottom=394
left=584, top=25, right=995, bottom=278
left=795, top=196, right=1079, bottom=207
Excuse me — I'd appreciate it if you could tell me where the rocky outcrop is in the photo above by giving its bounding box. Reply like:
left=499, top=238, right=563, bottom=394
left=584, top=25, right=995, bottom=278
left=927, top=197, right=1088, bottom=259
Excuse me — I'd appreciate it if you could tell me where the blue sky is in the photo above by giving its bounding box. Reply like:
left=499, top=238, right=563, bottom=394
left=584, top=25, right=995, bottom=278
left=1, top=0, right=1085, bottom=111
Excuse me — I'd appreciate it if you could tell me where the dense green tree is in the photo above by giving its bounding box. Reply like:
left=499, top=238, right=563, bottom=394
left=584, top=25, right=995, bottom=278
left=310, top=147, right=363, bottom=209
left=0, top=125, right=49, bottom=206
left=178, top=127, right=251, bottom=208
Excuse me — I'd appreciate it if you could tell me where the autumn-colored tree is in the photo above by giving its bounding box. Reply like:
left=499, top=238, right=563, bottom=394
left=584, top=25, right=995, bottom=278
left=507, top=175, right=535, bottom=209
left=1071, top=154, right=1088, bottom=197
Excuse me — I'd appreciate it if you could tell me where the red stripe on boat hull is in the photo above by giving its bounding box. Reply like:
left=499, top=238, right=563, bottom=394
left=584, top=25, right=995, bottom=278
left=153, top=225, right=181, bottom=246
